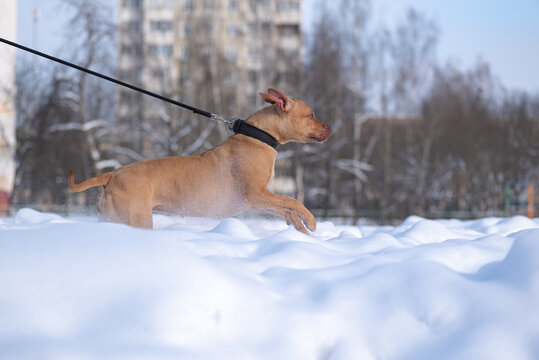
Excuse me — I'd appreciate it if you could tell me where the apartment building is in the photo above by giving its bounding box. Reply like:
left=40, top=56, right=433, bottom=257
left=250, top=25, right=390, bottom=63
left=117, top=0, right=303, bottom=156
left=0, top=1, right=17, bottom=214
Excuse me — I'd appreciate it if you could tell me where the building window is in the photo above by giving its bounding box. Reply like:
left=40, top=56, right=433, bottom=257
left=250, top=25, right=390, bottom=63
left=149, top=44, right=173, bottom=57
left=276, top=1, right=300, bottom=12
left=248, top=22, right=257, bottom=35
left=183, top=23, right=192, bottom=36
left=262, top=22, right=271, bottom=36
left=149, top=0, right=174, bottom=8
left=183, top=0, right=193, bottom=12
left=123, top=0, right=141, bottom=9
left=226, top=47, right=238, bottom=61
left=128, top=21, right=141, bottom=33
left=204, top=0, right=214, bottom=11
left=123, top=21, right=142, bottom=36
left=121, top=44, right=142, bottom=56
left=277, top=47, right=299, bottom=58
left=181, top=46, right=191, bottom=61
left=249, top=47, right=261, bottom=60
left=229, top=0, right=238, bottom=12
left=203, top=23, right=213, bottom=36
left=202, top=45, right=213, bottom=59
left=150, top=20, right=173, bottom=32
left=278, top=25, right=299, bottom=37
left=250, top=0, right=268, bottom=12
left=227, top=24, right=242, bottom=37
left=259, top=0, right=270, bottom=10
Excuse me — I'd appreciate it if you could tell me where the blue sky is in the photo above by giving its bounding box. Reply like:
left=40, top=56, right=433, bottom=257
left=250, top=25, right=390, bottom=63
left=15, top=0, right=539, bottom=93
left=380, top=0, right=539, bottom=94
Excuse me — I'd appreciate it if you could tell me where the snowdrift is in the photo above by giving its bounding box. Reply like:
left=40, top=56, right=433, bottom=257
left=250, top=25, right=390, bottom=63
left=1, top=209, right=539, bottom=359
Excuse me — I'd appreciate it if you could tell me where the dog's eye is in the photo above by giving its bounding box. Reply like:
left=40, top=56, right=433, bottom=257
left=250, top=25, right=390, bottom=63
left=309, top=113, right=314, bottom=119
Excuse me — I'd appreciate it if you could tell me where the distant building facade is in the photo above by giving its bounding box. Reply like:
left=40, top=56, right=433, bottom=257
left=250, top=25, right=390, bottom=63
left=117, top=0, right=303, bottom=157
left=0, top=2, right=17, bottom=214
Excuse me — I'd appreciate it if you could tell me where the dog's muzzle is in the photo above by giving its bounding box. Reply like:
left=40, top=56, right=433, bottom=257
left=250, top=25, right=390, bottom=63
left=315, top=124, right=332, bottom=142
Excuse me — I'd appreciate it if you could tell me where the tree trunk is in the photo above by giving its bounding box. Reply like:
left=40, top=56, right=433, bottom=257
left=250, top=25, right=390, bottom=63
left=352, top=114, right=362, bottom=224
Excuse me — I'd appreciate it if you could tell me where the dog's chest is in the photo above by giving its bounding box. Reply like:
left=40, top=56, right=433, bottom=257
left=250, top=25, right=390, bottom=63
left=266, top=159, right=276, bottom=188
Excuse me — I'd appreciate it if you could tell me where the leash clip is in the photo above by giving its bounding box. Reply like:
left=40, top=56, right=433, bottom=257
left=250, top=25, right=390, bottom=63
left=227, top=117, right=241, bottom=131
left=210, top=114, right=239, bottom=130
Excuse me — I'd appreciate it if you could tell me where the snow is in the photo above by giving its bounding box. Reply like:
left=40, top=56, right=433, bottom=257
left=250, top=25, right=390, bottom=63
left=1, top=209, right=539, bottom=360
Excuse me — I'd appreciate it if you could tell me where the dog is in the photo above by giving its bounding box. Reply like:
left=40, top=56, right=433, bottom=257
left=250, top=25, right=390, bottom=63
left=69, top=89, right=331, bottom=234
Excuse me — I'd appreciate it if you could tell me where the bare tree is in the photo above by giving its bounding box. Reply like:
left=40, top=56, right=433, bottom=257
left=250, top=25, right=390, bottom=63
left=13, top=0, right=118, bottom=208
left=62, top=0, right=117, bottom=168
left=302, top=3, right=345, bottom=216
left=390, top=8, right=438, bottom=216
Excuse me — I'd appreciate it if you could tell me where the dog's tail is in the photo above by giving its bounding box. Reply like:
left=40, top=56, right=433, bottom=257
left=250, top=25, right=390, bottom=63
left=69, top=169, right=112, bottom=192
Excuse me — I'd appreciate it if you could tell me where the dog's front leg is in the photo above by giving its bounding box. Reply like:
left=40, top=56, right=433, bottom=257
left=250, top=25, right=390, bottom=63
left=273, top=208, right=310, bottom=235
left=247, top=189, right=316, bottom=234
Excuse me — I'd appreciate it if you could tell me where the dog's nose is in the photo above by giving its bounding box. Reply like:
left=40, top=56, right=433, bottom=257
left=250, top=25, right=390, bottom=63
left=322, top=124, right=332, bottom=136
left=317, top=124, right=332, bottom=141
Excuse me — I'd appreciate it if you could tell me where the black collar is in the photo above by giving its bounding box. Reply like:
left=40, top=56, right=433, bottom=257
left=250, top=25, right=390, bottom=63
left=232, top=119, right=280, bottom=150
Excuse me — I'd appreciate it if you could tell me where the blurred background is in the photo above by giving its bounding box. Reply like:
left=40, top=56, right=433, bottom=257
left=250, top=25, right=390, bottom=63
left=0, top=0, right=537, bottom=222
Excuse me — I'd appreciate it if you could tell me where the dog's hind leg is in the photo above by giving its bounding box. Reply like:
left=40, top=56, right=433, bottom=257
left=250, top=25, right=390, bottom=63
left=115, top=199, right=153, bottom=229
left=127, top=207, right=153, bottom=229
left=98, top=192, right=153, bottom=229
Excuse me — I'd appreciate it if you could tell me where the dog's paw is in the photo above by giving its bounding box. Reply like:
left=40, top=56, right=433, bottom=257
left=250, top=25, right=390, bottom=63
left=305, top=215, right=317, bottom=232
left=286, top=212, right=309, bottom=234
left=294, top=223, right=310, bottom=235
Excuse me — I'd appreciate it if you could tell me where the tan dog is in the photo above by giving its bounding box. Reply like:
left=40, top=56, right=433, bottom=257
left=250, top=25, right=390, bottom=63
left=69, top=89, right=331, bottom=234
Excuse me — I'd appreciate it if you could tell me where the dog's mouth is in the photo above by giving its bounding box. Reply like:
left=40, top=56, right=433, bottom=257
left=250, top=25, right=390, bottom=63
left=310, top=125, right=332, bottom=142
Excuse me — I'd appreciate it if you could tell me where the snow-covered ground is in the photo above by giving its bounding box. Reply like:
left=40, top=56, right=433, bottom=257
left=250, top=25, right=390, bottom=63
left=1, top=209, right=539, bottom=360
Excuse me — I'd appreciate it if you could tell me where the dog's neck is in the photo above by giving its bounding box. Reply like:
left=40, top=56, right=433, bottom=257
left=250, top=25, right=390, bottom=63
left=244, top=106, right=286, bottom=144
left=232, top=120, right=279, bottom=150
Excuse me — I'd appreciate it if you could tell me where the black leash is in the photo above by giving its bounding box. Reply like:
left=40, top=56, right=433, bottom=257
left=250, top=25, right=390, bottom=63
left=0, top=37, right=280, bottom=150
left=0, top=37, right=222, bottom=121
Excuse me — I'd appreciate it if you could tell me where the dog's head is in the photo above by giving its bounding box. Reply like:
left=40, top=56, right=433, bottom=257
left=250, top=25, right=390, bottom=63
left=257, top=88, right=331, bottom=144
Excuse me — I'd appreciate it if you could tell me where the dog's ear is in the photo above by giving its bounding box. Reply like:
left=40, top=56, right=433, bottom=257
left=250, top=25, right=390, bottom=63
left=265, top=88, right=293, bottom=112
left=259, top=92, right=276, bottom=105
